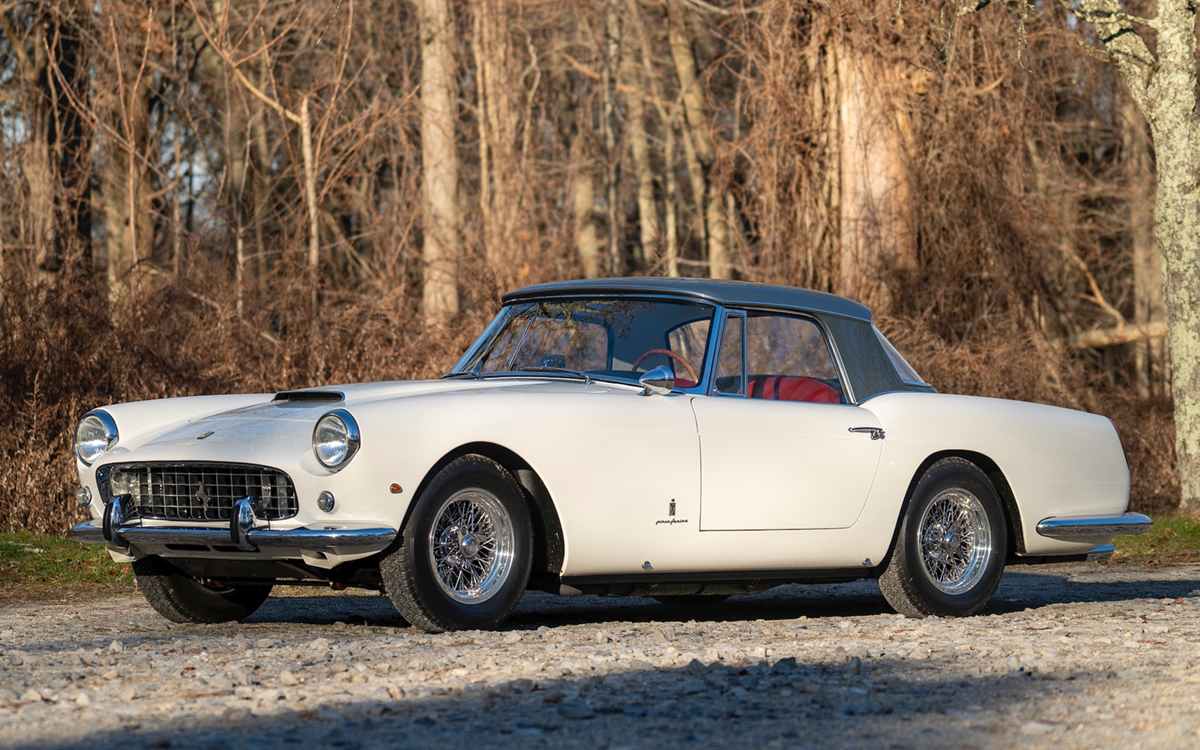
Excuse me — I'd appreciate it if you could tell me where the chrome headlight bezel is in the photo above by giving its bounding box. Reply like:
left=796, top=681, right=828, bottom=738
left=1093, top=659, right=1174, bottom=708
left=312, top=409, right=361, bottom=471
left=75, top=410, right=118, bottom=466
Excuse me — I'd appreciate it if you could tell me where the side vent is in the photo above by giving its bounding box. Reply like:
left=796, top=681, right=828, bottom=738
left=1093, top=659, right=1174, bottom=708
left=272, top=390, right=345, bottom=403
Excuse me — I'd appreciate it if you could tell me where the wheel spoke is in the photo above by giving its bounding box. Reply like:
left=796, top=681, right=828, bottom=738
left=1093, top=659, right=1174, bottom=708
left=917, top=489, right=992, bottom=594
left=426, top=489, right=517, bottom=604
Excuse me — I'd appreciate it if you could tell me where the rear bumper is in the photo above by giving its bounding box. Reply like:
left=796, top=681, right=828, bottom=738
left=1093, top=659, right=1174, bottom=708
left=1035, top=512, right=1153, bottom=545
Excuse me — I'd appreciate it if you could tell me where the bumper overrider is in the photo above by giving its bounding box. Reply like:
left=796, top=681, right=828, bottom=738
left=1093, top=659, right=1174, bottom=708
left=71, top=495, right=397, bottom=555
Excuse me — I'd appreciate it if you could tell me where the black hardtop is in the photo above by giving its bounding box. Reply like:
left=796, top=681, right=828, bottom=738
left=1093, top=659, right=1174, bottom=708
left=502, top=277, right=872, bottom=322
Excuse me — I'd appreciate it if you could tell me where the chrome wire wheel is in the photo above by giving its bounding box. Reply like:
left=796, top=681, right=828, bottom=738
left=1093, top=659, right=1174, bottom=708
left=427, top=488, right=516, bottom=604
left=917, top=488, right=993, bottom=594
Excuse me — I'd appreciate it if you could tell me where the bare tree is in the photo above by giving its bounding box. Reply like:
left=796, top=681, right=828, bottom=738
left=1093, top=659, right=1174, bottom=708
left=959, top=0, right=1200, bottom=511
left=664, top=0, right=729, bottom=278
left=418, top=0, right=460, bottom=324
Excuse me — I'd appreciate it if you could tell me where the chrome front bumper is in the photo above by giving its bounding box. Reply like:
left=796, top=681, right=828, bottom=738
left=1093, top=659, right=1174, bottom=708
left=71, top=496, right=397, bottom=554
left=1036, top=512, right=1153, bottom=546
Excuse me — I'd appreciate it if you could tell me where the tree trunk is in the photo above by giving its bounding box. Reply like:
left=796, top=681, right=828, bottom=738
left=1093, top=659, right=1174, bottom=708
left=1051, top=0, right=1200, bottom=512
left=101, top=74, right=154, bottom=298
left=664, top=0, right=728, bottom=279
left=572, top=137, right=601, bottom=279
left=663, top=120, right=680, bottom=277
left=836, top=40, right=915, bottom=311
left=300, top=97, right=320, bottom=317
left=623, top=57, right=660, bottom=268
left=417, top=0, right=460, bottom=325
left=1119, top=85, right=1166, bottom=400
left=602, top=0, right=623, bottom=277
left=5, top=3, right=92, bottom=275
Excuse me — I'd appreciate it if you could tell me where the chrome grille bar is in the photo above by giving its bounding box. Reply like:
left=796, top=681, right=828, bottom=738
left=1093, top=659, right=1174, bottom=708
left=103, top=463, right=298, bottom=521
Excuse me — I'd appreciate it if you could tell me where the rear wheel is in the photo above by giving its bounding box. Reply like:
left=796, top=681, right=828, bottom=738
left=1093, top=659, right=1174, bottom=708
left=381, top=455, right=533, bottom=632
left=879, top=458, right=1007, bottom=618
left=133, top=557, right=272, bottom=624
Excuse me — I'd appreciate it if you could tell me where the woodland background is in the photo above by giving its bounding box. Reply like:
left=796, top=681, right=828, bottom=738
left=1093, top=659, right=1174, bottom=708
left=0, top=0, right=1182, bottom=533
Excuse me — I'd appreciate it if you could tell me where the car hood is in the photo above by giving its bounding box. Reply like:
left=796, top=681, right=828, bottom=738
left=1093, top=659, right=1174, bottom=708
left=236, top=377, right=638, bottom=420
left=104, top=377, right=640, bottom=459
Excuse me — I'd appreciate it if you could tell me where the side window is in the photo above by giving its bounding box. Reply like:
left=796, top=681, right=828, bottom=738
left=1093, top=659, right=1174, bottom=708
left=745, top=314, right=843, bottom=404
left=713, top=313, right=745, bottom=396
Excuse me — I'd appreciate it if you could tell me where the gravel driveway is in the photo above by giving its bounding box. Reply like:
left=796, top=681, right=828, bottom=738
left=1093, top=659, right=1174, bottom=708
left=2, top=562, right=1199, bottom=749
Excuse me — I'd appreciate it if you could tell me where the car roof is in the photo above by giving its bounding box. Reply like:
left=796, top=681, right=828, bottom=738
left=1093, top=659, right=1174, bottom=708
left=502, top=277, right=873, bottom=322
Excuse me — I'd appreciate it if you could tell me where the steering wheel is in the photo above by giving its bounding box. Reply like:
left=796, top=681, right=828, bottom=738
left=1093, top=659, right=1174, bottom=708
left=632, top=348, right=699, bottom=384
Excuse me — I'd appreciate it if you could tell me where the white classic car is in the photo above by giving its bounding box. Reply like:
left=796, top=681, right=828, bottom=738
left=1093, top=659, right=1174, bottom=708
left=71, top=278, right=1151, bottom=631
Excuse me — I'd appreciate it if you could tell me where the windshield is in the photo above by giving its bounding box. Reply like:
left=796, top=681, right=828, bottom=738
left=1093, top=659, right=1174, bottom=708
left=452, top=299, right=716, bottom=389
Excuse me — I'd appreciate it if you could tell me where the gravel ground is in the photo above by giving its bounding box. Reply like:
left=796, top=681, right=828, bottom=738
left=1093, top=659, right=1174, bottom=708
left=2, top=562, right=1199, bottom=749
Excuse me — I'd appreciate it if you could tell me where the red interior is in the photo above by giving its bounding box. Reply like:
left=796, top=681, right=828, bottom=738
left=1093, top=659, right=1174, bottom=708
left=747, top=376, right=840, bottom=404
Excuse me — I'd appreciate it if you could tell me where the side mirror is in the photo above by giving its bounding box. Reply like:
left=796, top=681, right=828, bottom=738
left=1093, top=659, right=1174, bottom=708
left=639, top=365, right=675, bottom=396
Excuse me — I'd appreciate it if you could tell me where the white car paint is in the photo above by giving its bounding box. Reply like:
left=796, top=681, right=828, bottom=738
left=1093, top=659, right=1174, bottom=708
left=79, top=376, right=1130, bottom=577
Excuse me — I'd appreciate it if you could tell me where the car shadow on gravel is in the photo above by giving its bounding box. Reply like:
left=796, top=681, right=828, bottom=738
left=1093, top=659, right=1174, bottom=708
left=238, top=566, right=1200, bottom=630
left=9, top=656, right=1145, bottom=750
left=10, top=566, right=1198, bottom=660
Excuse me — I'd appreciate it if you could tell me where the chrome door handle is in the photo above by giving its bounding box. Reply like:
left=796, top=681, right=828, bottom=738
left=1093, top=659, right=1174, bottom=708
left=848, top=427, right=885, bottom=440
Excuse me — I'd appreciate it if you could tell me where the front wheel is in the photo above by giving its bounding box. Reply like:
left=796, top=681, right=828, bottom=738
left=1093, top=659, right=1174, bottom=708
left=879, top=458, right=1007, bottom=618
left=381, top=455, right=533, bottom=632
left=133, top=557, right=272, bottom=623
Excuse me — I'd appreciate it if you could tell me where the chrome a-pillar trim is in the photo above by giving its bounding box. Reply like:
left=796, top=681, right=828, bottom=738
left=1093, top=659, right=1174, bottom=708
left=1035, top=512, right=1153, bottom=545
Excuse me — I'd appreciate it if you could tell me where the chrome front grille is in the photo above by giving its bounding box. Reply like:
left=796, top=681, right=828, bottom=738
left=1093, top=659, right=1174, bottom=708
left=100, top=463, right=298, bottom=521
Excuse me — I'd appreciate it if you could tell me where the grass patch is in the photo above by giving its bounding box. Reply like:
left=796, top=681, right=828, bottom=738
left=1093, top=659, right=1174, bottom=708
left=1113, top=515, right=1200, bottom=564
left=0, top=531, right=135, bottom=603
left=1, top=517, right=1197, bottom=605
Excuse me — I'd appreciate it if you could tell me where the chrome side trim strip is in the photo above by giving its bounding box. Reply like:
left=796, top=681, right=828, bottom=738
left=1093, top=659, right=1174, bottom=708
left=1035, top=512, right=1153, bottom=543
left=70, top=521, right=397, bottom=550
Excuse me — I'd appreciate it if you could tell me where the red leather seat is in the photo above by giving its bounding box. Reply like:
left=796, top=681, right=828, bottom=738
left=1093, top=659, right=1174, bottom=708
left=748, top=376, right=840, bottom=404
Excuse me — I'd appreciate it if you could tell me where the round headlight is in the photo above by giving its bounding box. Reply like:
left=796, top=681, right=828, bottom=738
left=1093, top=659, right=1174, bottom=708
left=313, top=410, right=360, bottom=470
left=75, top=411, right=117, bottom=466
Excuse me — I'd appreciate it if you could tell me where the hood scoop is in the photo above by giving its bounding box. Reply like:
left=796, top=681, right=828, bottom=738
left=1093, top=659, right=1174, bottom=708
left=272, top=390, right=345, bottom=403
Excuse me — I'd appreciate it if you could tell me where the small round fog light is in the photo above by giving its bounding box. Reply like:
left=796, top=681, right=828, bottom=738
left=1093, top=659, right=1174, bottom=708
left=317, top=491, right=336, bottom=513
left=75, top=486, right=92, bottom=507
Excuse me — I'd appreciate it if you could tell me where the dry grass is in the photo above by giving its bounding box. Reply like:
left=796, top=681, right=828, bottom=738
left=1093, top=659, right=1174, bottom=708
left=0, top=269, right=487, bottom=534
left=0, top=268, right=1179, bottom=536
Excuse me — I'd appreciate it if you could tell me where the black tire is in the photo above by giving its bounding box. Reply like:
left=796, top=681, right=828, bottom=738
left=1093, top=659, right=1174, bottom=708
left=652, top=595, right=730, bottom=606
left=381, top=455, right=533, bottom=633
left=879, top=457, right=1007, bottom=618
left=132, top=557, right=272, bottom=624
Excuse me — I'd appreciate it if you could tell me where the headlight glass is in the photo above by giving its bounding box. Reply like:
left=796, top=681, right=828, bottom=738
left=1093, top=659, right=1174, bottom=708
left=75, top=412, right=117, bottom=465
left=313, top=410, right=360, bottom=470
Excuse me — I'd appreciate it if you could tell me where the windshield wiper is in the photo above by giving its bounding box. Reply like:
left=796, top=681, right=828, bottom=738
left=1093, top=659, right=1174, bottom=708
left=442, top=371, right=482, bottom=380
left=516, top=366, right=593, bottom=385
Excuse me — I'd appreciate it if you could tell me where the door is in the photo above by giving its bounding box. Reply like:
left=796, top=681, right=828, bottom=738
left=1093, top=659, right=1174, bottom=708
left=693, top=311, right=884, bottom=531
